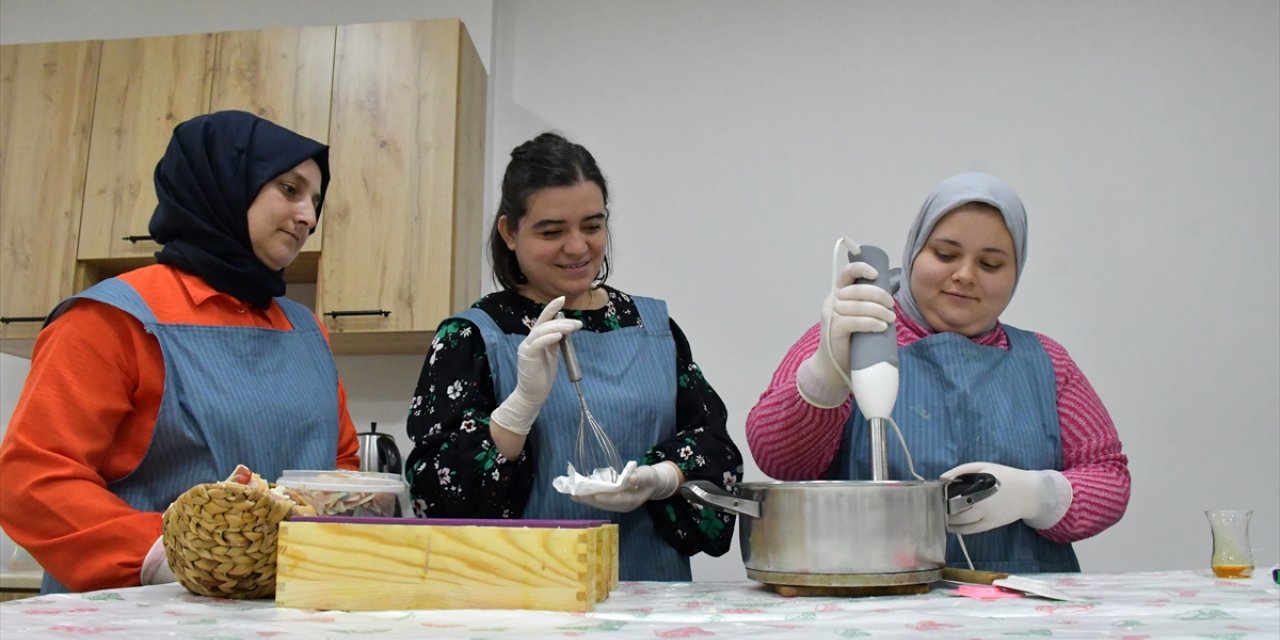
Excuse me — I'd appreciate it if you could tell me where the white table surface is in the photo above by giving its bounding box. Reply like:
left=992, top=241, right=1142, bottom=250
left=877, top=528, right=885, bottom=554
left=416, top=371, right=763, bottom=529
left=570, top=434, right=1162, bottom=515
left=1, top=570, right=1276, bottom=639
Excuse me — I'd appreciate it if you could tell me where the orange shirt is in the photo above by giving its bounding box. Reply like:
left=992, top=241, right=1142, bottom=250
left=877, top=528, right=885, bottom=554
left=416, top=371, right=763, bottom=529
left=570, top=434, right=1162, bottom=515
left=0, top=265, right=358, bottom=591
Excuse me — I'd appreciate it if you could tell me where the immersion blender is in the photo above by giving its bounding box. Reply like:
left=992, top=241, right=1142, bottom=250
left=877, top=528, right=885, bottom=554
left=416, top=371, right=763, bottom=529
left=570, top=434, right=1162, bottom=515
left=846, top=244, right=899, bottom=481
left=844, top=241, right=987, bottom=569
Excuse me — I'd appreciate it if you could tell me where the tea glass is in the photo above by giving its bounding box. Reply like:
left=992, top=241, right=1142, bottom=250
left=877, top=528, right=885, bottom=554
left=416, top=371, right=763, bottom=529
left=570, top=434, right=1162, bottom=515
left=1205, top=509, right=1254, bottom=579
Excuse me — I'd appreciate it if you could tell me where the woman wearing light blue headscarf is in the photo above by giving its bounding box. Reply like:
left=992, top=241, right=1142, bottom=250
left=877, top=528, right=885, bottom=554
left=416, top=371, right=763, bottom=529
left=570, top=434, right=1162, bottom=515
left=894, top=172, right=1028, bottom=332
left=746, top=172, right=1130, bottom=573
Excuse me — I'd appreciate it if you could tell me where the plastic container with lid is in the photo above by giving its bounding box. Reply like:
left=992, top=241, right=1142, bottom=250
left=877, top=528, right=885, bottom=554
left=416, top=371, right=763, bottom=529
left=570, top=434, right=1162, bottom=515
left=275, top=470, right=410, bottom=518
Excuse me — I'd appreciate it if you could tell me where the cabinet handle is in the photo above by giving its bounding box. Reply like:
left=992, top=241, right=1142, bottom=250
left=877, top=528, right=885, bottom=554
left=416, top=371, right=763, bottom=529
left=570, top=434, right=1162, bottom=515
left=325, top=309, right=392, bottom=318
left=0, top=316, right=46, bottom=324
left=121, top=234, right=155, bottom=243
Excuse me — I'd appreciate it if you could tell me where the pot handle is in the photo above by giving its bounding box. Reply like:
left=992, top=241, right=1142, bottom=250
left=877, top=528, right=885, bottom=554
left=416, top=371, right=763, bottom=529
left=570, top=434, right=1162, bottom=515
left=946, top=472, right=999, bottom=515
left=678, top=480, right=761, bottom=518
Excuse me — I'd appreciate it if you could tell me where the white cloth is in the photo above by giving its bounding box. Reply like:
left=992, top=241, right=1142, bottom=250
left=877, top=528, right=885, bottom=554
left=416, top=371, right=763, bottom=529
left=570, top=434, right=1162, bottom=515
left=552, top=461, right=637, bottom=496
left=4, top=571, right=1276, bottom=638
left=566, top=462, right=681, bottom=513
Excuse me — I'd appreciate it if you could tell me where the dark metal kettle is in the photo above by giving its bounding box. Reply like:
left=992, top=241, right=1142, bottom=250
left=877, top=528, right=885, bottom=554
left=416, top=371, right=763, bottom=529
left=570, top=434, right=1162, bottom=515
left=356, top=422, right=402, bottom=475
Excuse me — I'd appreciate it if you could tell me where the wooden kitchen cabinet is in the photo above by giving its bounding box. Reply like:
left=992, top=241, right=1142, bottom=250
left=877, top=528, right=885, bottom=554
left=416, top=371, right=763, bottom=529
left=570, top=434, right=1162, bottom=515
left=76, top=34, right=216, bottom=265
left=76, top=27, right=338, bottom=278
left=0, top=19, right=486, bottom=357
left=319, top=20, right=486, bottom=354
left=208, top=25, right=337, bottom=273
left=208, top=26, right=335, bottom=146
left=0, top=40, right=101, bottom=347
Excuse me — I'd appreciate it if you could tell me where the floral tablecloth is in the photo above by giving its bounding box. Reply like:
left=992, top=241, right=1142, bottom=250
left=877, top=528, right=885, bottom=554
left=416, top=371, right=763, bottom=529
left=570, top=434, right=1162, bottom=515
left=1, top=570, right=1276, bottom=639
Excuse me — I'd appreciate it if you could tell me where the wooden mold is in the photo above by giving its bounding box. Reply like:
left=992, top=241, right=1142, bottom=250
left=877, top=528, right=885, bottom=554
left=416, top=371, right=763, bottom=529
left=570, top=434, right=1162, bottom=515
left=275, top=517, right=617, bottom=612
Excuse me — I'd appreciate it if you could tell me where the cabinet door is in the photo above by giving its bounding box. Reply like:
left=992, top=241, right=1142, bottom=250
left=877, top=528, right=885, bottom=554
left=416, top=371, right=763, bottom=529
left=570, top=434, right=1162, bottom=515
left=210, top=26, right=336, bottom=278
left=0, top=41, right=101, bottom=346
left=320, top=20, right=485, bottom=354
left=77, top=34, right=215, bottom=263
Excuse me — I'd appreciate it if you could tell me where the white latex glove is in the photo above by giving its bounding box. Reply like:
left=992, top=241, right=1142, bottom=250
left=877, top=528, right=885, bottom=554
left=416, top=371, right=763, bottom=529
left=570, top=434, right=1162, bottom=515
left=490, top=296, right=582, bottom=436
left=553, top=461, right=638, bottom=496
left=942, top=462, right=1073, bottom=534
left=140, top=534, right=176, bottom=585
left=796, top=258, right=897, bottom=408
left=569, top=461, right=681, bottom=513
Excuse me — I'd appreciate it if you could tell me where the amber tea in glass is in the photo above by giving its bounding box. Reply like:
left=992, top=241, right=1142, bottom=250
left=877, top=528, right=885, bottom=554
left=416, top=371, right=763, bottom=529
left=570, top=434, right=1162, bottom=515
left=1205, top=509, right=1254, bottom=579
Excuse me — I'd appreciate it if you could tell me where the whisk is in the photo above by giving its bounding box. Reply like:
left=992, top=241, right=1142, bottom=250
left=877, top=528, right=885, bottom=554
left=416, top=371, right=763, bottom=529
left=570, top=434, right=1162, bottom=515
left=558, top=313, right=624, bottom=482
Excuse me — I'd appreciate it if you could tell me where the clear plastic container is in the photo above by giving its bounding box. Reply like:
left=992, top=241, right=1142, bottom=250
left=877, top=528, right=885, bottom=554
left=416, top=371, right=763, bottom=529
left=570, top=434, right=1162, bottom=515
left=275, top=470, right=409, bottom=518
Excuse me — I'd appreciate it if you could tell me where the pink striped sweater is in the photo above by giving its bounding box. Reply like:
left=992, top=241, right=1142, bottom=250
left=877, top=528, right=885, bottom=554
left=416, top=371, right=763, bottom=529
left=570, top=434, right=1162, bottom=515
left=745, top=306, right=1130, bottom=544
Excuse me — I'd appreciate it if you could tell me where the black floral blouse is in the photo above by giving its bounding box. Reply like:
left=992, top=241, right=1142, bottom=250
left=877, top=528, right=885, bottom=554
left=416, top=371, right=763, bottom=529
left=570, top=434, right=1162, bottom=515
left=405, top=286, right=743, bottom=557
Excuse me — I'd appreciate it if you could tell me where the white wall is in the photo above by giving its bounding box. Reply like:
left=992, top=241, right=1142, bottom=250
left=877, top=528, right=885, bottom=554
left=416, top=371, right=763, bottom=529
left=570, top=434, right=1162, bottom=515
left=2, top=0, right=1277, bottom=582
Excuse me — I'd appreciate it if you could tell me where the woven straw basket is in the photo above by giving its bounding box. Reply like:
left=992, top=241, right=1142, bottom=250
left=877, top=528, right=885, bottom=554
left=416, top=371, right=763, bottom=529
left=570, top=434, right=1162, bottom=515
left=162, top=481, right=293, bottom=599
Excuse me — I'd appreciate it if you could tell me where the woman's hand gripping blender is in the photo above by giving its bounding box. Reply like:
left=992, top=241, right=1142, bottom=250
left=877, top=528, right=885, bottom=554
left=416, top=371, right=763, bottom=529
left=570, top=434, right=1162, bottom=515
left=796, top=240, right=898, bottom=410
left=490, top=296, right=582, bottom=460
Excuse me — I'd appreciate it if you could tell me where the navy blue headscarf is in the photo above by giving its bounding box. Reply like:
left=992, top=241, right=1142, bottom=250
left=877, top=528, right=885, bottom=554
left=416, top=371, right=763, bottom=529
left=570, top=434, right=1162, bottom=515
left=149, top=111, right=330, bottom=309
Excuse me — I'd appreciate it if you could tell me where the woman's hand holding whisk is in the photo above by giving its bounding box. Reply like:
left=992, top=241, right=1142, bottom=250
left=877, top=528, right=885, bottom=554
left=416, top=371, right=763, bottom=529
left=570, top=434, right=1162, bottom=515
left=491, top=296, right=582, bottom=446
left=570, top=461, right=683, bottom=513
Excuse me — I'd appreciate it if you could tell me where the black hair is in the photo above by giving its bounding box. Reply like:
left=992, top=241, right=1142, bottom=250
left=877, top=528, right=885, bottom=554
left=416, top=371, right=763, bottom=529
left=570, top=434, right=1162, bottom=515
left=490, top=132, right=611, bottom=291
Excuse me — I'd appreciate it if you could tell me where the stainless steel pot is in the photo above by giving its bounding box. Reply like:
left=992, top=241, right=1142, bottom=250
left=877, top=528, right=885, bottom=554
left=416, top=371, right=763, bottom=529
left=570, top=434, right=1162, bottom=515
left=681, top=473, right=997, bottom=587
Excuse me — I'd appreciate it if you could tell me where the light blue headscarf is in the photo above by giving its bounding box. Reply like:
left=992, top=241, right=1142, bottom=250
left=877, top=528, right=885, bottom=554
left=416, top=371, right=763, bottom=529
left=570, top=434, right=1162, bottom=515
left=893, top=172, right=1028, bottom=331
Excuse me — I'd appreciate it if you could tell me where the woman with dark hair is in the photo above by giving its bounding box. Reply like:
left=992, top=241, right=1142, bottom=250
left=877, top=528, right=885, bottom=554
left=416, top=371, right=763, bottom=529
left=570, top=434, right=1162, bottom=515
left=405, top=132, right=742, bottom=581
left=0, top=111, right=360, bottom=593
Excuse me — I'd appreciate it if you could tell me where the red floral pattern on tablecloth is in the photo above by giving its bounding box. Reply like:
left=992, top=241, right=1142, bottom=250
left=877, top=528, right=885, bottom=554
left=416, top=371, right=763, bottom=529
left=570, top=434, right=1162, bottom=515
left=0, top=571, right=1274, bottom=639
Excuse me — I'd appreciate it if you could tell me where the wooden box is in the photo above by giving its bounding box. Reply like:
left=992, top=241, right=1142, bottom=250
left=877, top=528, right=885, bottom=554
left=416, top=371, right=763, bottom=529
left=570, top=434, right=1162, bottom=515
left=275, top=517, right=617, bottom=612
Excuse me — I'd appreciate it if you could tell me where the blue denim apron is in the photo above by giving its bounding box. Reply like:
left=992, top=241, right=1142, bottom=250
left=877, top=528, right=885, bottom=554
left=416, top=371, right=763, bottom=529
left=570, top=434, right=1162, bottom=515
left=459, top=296, right=689, bottom=580
left=41, top=277, right=339, bottom=593
left=833, top=325, right=1080, bottom=573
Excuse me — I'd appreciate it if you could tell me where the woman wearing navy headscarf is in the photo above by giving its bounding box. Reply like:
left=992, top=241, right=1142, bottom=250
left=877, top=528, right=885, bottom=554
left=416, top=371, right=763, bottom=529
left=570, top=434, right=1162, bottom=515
left=745, top=173, right=1130, bottom=572
left=0, top=111, right=360, bottom=593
